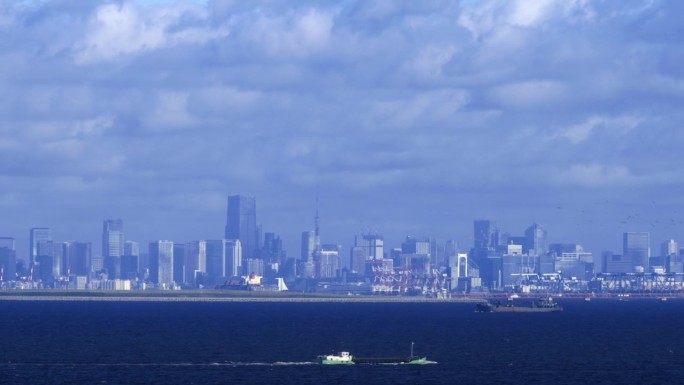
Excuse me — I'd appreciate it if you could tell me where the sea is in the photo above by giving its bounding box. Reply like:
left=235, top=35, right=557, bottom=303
left=0, top=299, right=682, bottom=385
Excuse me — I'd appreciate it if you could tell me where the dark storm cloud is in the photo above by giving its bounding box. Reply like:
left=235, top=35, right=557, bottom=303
left=1, top=0, right=683, bottom=256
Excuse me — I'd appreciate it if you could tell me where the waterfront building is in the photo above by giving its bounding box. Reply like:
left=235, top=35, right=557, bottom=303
left=243, top=257, right=263, bottom=277
left=316, top=244, right=341, bottom=278
left=205, top=240, right=225, bottom=283
left=350, top=246, right=366, bottom=274
left=602, top=251, right=632, bottom=274
left=668, top=249, right=684, bottom=274
left=225, top=195, right=258, bottom=259
left=173, top=243, right=185, bottom=285
left=225, top=239, right=242, bottom=277
left=149, top=240, right=174, bottom=287
left=30, top=228, right=51, bottom=264
left=261, top=233, right=285, bottom=264
left=401, top=236, right=430, bottom=255
left=301, top=231, right=315, bottom=261
left=102, top=220, right=124, bottom=279
left=184, top=240, right=206, bottom=286
left=501, top=244, right=538, bottom=288
left=474, top=220, right=498, bottom=250
left=0, top=237, right=16, bottom=282
left=62, top=241, right=91, bottom=276
left=124, top=241, right=139, bottom=257
left=37, top=240, right=63, bottom=278
left=623, top=232, right=650, bottom=271
left=524, top=223, right=547, bottom=256
left=121, top=241, right=139, bottom=280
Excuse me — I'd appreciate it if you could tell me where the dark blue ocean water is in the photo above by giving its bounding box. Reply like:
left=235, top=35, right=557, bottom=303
left=0, top=299, right=683, bottom=384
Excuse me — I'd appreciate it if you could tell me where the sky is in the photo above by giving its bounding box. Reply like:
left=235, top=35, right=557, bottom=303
left=2, top=0, right=684, bottom=259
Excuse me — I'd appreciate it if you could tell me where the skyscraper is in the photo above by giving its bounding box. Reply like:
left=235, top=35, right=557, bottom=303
left=102, top=220, right=124, bottom=257
left=0, top=237, right=16, bottom=281
left=474, top=220, right=498, bottom=250
left=149, top=240, right=174, bottom=287
left=524, top=223, right=548, bottom=256
left=30, top=228, right=51, bottom=264
left=225, top=239, right=242, bottom=277
left=225, top=195, right=257, bottom=259
left=205, top=240, right=226, bottom=282
left=102, top=219, right=124, bottom=279
left=184, top=240, right=206, bottom=286
left=623, top=232, right=650, bottom=271
left=62, top=241, right=91, bottom=276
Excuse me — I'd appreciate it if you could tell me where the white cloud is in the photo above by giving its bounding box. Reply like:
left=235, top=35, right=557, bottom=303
left=247, top=8, right=335, bottom=58
left=550, top=115, right=643, bottom=144
left=75, top=2, right=228, bottom=63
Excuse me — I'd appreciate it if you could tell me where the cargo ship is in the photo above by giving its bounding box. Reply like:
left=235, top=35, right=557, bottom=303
left=318, top=343, right=428, bottom=365
left=475, top=297, right=563, bottom=313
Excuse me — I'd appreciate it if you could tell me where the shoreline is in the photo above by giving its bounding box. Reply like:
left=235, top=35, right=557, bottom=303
left=0, top=295, right=481, bottom=303
left=0, top=292, right=680, bottom=302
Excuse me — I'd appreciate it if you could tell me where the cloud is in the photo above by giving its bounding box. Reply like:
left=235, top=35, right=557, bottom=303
left=74, top=2, right=228, bottom=63
left=1, top=0, right=683, bottom=256
left=549, top=115, right=644, bottom=144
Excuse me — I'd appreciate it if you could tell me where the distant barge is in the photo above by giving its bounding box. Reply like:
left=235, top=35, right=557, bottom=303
left=319, top=343, right=428, bottom=365
left=475, top=297, right=563, bottom=313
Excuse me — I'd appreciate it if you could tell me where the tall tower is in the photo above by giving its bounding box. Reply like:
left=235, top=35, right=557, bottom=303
left=225, top=239, right=242, bottom=277
left=524, top=223, right=547, bottom=256
left=473, top=220, right=498, bottom=250
left=0, top=237, right=17, bottom=282
left=102, top=220, right=124, bottom=257
left=149, top=240, right=174, bottom=287
left=623, top=232, right=650, bottom=271
left=225, top=195, right=257, bottom=259
left=102, top=219, right=124, bottom=279
left=30, top=228, right=52, bottom=264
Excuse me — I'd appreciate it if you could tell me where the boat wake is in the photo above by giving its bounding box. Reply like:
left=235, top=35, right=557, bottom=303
left=2, top=362, right=317, bottom=367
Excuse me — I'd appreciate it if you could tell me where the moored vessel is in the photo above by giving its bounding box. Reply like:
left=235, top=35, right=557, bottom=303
left=475, top=297, right=563, bottom=313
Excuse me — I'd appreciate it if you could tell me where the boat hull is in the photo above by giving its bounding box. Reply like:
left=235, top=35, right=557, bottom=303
left=319, top=356, right=428, bottom=365
left=353, top=356, right=428, bottom=365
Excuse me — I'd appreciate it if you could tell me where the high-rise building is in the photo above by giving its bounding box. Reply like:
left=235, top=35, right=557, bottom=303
left=102, top=220, right=124, bottom=279
left=0, top=237, right=16, bottom=281
left=401, top=236, right=430, bottom=255
left=623, top=232, right=650, bottom=271
left=524, top=223, right=547, bottom=256
left=301, top=231, right=315, bottom=261
left=30, top=228, right=51, bottom=264
left=121, top=241, right=140, bottom=280
left=317, top=244, right=341, bottom=278
left=225, top=239, right=242, bottom=277
left=205, top=240, right=226, bottom=281
left=62, top=241, right=91, bottom=276
left=37, top=241, right=63, bottom=277
left=261, top=233, right=286, bottom=263
left=184, top=240, right=206, bottom=286
left=661, top=240, right=678, bottom=257
left=149, top=240, right=174, bottom=287
left=474, top=220, right=498, bottom=250
left=355, top=233, right=384, bottom=260
left=225, top=195, right=257, bottom=260
left=102, top=220, right=124, bottom=257
left=173, top=243, right=185, bottom=285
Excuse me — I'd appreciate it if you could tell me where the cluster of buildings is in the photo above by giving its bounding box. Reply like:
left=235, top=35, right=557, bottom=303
left=0, top=195, right=683, bottom=295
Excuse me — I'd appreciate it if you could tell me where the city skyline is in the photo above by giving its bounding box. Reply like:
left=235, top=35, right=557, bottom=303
left=0, top=198, right=672, bottom=264
left=2, top=1, right=684, bottom=263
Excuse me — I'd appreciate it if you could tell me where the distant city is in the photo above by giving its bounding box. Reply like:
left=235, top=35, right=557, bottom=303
left=0, top=194, right=680, bottom=296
